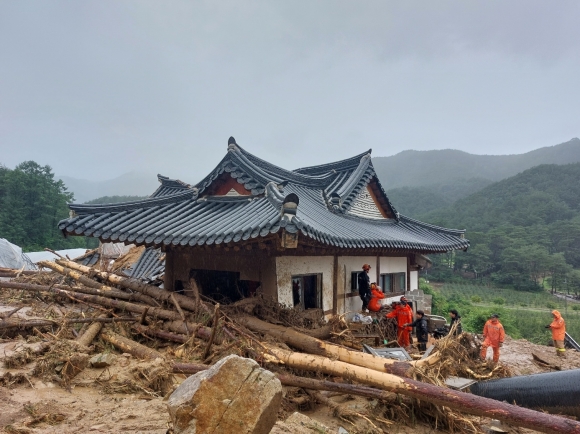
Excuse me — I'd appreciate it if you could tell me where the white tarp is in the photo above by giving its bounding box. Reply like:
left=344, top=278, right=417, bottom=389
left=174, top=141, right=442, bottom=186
left=0, top=238, right=35, bottom=270
left=26, top=248, right=88, bottom=264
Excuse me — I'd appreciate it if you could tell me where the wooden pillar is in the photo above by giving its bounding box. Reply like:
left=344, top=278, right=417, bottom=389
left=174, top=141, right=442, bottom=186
left=406, top=255, right=411, bottom=293
left=376, top=255, right=380, bottom=286
left=164, top=247, right=175, bottom=292
left=332, top=255, right=338, bottom=315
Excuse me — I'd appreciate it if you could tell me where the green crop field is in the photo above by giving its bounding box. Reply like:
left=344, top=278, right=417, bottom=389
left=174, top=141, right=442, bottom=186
left=423, top=280, right=580, bottom=344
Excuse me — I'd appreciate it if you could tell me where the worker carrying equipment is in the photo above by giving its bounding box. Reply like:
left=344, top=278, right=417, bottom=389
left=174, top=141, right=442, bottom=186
left=547, top=310, right=566, bottom=358
left=480, top=313, right=505, bottom=363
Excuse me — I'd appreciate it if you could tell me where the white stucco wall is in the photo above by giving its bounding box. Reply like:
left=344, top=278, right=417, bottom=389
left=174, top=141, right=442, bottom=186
left=410, top=270, right=419, bottom=291
left=379, top=256, right=407, bottom=274
left=275, top=256, right=334, bottom=312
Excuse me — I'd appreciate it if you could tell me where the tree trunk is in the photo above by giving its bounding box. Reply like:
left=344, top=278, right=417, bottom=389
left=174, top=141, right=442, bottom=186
left=0, top=317, right=137, bottom=330
left=101, top=330, right=164, bottom=360
left=261, top=345, right=580, bottom=434
left=163, top=320, right=220, bottom=344
left=39, top=261, right=159, bottom=306
left=1, top=281, right=181, bottom=320
left=170, top=361, right=580, bottom=434
left=56, top=259, right=199, bottom=312
left=133, top=325, right=189, bottom=344
left=237, top=315, right=438, bottom=372
left=76, top=314, right=108, bottom=347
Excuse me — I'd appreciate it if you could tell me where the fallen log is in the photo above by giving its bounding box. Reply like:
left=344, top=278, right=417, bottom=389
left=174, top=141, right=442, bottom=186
left=0, top=317, right=138, bottom=330
left=237, top=315, right=437, bottom=372
left=170, top=361, right=580, bottom=433
left=76, top=314, right=108, bottom=347
left=101, top=330, right=164, bottom=360
left=39, top=261, right=159, bottom=306
left=0, top=281, right=181, bottom=321
left=56, top=259, right=199, bottom=312
left=133, top=325, right=189, bottom=344
left=261, top=345, right=580, bottom=434
left=164, top=320, right=220, bottom=344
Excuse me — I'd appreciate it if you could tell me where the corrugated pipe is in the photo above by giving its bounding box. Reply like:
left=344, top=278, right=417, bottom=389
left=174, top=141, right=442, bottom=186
left=470, top=368, right=580, bottom=417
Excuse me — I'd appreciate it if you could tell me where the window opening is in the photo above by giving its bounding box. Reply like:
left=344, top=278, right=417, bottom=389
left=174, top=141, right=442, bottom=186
left=291, top=274, right=322, bottom=309
left=350, top=271, right=361, bottom=291
left=380, top=272, right=406, bottom=293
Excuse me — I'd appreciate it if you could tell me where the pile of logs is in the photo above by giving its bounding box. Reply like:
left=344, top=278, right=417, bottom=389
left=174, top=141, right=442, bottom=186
left=1, top=258, right=580, bottom=433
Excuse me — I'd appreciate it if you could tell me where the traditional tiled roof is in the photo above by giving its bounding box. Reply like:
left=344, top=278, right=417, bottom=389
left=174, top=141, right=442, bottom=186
left=59, top=138, right=469, bottom=252
left=125, top=247, right=165, bottom=282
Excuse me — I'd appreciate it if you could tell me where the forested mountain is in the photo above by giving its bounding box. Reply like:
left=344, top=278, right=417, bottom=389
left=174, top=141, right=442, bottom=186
left=374, top=137, right=580, bottom=189
left=419, top=164, right=580, bottom=293
left=387, top=178, right=493, bottom=216
left=379, top=138, right=580, bottom=216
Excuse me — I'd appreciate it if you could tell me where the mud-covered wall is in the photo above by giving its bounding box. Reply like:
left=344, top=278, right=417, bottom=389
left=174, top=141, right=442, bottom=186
left=275, top=256, right=334, bottom=311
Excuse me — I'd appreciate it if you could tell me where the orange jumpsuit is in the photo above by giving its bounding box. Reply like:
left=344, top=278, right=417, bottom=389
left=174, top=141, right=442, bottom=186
left=549, top=310, right=566, bottom=356
left=480, top=319, right=505, bottom=362
left=386, top=304, right=413, bottom=347
left=368, top=288, right=385, bottom=312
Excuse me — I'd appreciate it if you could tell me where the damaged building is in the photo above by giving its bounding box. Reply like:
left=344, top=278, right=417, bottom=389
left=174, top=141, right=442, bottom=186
left=58, top=137, right=469, bottom=316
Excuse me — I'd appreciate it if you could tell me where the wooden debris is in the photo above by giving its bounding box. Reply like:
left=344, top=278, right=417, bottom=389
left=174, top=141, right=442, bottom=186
left=55, top=259, right=199, bottom=312
left=202, top=303, right=220, bottom=360
left=101, top=330, right=164, bottom=360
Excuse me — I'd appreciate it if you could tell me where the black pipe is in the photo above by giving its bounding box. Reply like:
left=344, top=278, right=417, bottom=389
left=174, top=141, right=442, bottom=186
left=470, top=369, right=580, bottom=416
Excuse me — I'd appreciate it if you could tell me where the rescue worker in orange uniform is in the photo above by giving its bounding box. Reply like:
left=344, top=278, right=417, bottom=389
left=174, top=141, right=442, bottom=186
left=386, top=296, right=413, bottom=348
left=546, top=310, right=566, bottom=358
left=480, top=314, right=505, bottom=363
left=368, top=283, right=385, bottom=312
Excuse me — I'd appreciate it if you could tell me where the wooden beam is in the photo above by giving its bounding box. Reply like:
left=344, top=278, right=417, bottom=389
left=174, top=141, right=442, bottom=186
left=164, top=247, right=175, bottom=292
left=332, top=255, right=338, bottom=315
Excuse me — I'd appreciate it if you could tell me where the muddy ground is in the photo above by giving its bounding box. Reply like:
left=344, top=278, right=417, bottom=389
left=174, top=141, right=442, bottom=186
left=1, top=300, right=580, bottom=433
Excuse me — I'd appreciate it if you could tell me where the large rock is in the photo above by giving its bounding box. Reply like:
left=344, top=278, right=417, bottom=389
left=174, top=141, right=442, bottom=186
left=167, top=355, right=282, bottom=434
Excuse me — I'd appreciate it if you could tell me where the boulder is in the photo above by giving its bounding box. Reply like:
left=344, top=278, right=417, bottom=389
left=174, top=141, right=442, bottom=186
left=270, top=412, right=329, bottom=433
left=167, top=355, right=282, bottom=434
left=89, top=353, right=117, bottom=368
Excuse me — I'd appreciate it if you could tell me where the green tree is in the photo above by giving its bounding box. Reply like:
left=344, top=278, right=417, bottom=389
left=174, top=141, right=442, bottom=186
left=0, top=161, right=87, bottom=251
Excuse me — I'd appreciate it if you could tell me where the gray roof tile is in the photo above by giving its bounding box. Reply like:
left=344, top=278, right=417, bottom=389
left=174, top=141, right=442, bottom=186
left=59, top=141, right=468, bottom=252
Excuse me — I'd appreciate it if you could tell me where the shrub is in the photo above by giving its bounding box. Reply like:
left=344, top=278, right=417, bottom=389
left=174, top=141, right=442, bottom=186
left=471, top=295, right=482, bottom=303
left=546, top=301, right=557, bottom=309
left=572, top=305, right=580, bottom=311
left=492, top=297, right=505, bottom=305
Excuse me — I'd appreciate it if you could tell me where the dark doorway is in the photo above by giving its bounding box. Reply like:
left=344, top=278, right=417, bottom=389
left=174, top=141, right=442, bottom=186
left=189, top=269, right=259, bottom=304
left=291, top=274, right=322, bottom=309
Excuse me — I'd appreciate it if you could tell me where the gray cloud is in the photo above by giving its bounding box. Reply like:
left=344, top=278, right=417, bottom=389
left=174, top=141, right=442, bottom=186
left=1, top=1, right=579, bottom=183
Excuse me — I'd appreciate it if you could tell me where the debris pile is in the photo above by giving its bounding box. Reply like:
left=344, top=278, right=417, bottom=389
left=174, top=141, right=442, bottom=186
left=1, top=256, right=580, bottom=434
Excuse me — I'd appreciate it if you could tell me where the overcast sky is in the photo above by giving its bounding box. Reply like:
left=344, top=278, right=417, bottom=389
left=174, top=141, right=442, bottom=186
left=1, top=1, right=579, bottom=182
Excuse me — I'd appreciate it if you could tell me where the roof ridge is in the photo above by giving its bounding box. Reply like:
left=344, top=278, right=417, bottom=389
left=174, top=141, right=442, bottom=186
left=293, top=149, right=372, bottom=175
left=398, top=214, right=466, bottom=236
left=69, top=189, right=197, bottom=214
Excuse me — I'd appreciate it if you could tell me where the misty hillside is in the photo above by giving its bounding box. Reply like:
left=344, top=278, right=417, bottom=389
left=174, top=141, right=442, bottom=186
left=56, top=138, right=580, bottom=204
left=374, top=137, right=580, bottom=189
left=57, top=172, right=158, bottom=203
left=419, top=163, right=580, bottom=232
left=378, top=138, right=580, bottom=216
